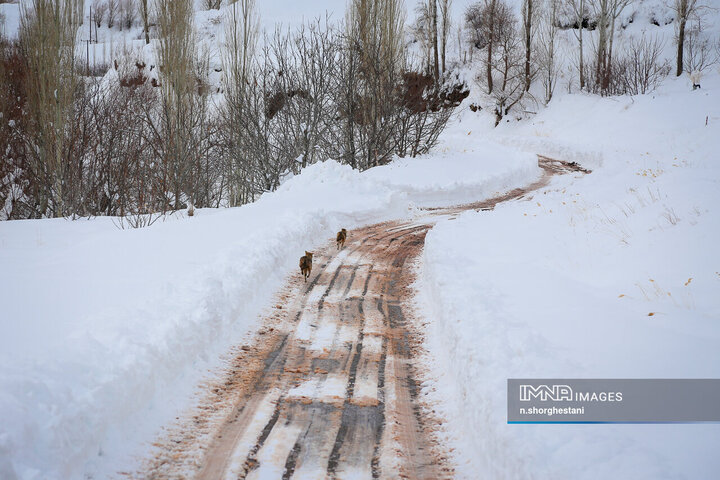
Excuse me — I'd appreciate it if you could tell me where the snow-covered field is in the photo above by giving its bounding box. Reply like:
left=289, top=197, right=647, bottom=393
left=418, top=73, right=720, bottom=479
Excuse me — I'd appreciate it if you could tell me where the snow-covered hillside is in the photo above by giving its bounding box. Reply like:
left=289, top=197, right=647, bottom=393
left=419, top=71, right=720, bottom=479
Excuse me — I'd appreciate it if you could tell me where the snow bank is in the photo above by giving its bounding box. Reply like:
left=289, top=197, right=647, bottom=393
left=365, top=140, right=540, bottom=208
left=0, top=149, right=537, bottom=479
left=418, top=71, right=720, bottom=479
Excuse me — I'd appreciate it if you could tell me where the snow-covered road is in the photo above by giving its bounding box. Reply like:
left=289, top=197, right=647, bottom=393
left=134, top=157, right=586, bottom=479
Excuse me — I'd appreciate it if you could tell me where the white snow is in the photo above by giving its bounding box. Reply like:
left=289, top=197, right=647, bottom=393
left=364, top=140, right=541, bottom=208
left=0, top=148, right=537, bottom=479
left=3, top=0, right=720, bottom=478
left=418, top=72, right=720, bottom=480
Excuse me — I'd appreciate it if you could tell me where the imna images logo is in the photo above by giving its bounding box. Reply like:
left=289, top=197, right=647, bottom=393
left=519, top=384, right=573, bottom=402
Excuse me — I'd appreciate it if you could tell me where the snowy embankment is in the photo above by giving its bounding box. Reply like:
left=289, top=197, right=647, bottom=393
left=0, top=142, right=537, bottom=478
left=418, top=74, right=720, bottom=479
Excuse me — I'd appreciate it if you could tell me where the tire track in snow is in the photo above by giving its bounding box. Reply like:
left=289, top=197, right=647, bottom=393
left=136, top=157, right=590, bottom=480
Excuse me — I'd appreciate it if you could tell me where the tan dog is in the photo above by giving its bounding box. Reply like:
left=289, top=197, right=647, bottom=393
left=299, top=251, right=313, bottom=282
left=336, top=228, right=347, bottom=250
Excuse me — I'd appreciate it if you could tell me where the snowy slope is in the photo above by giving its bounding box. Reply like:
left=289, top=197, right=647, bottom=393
left=418, top=71, right=720, bottom=479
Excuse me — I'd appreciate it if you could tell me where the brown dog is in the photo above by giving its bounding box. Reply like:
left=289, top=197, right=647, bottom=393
left=299, top=251, right=313, bottom=282
left=336, top=228, right=347, bottom=250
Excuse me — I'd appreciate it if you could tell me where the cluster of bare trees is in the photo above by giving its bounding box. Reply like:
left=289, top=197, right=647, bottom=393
left=674, top=0, right=719, bottom=86
left=464, top=0, right=531, bottom=124
left=219, top=0, right=465, bottom=205
left=92, top=0, right=136, bottom=31
left=1, top=0, right=466, bottom=220
left=411, top=0, right=453, bottom=80
left=461, top=0, right=717, bottom=119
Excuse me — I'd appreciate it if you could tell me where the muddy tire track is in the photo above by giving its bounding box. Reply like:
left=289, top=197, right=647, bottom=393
left=135, top=157, right=588, bottom=479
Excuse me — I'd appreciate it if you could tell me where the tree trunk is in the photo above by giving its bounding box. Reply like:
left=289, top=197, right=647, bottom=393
left=605, top=14, right=616, bottom=92
left=431, top=0, right=439, bottom=81
left=579, top=0, right=584, bottom=90
left=487, top=0, right=495, bottom=93
left=676, top=10, right=686, bottom=76
left=524, top=0, right=532, bottom=92
left=142, top=0, right=150, bottom=44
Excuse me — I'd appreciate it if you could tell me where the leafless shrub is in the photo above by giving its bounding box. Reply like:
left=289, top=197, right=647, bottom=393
left=119, top=0, right=135, bottom=30
left=106, top=0, right=117, bottom=28
left=0, top=39, right=32, bottom=220
left=619, top=34, right=670, bottom=95
left=88, top=61, right=111, bottom=76
left=203, top=0, right=221, bottom=9
left=394, top=72, right=455, bottom=157
left=93, top=0, right=106, bottom=28
left=684, top=19, right=718, bottom=75
left=464, top=3, right=488, bottom=50
left=112, top=211, right=165, bottom=229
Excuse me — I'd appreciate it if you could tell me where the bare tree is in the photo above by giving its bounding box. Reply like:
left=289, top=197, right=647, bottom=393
left=155, top=0, right=208, bottom=210
left=138, top=0, right=150, bottom=43
left=120, top=0, right=135, bottom=30
left=439, top=0, right=451, bottom=73
left=673, top=0, right=699, bottom=76
left=619, top=34, right=670, bottom=95
left=413, top=0, right=449, bottom=79
left=521, top=0, right=534, bottom=91
left=431, top=0, right=439, bottom=80
left=591, top=0, right=630, bottom=94
left=489, top=3, right=525, bottom=125
left=106, top=0, right=117, bottom=28
left=203, top=0, right=222, bottom=9
left=20, top=0, right=81, bottom=216
left=464, top=3, right=484, bottom=51
left=466, top=0, right=510, bottom=94
left=93, top=0, right=107, bottom=28
left=342, top=0, right=406, bottom=169
left=683, top=16, right=718, bottom=76
left=281, top=20, right=339, bottom=168
left=538, top=0, right=560, bottom=103
left=566, top=0, right=586, bottom=89
left=220, top=0, right=259, bottom=206
left=411, top=2, right=433, bottom=75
